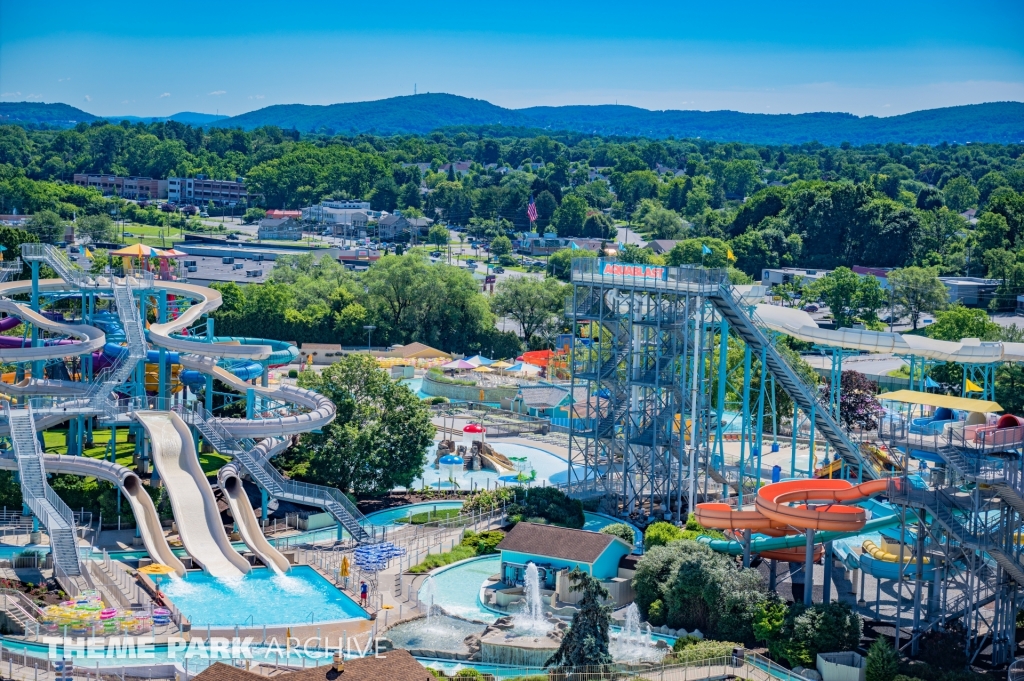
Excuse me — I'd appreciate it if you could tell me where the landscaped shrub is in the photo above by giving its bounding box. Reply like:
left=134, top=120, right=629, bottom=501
left=632, top=539, right=768, bottom=646
left=668, top=639, right=740, bottom=663
left=505, top=486, right=584, bottom=529
left=644, top=521, right=684, bottom=548
left=866, top=638, right=899, bottom=681
left=647, top=599, right=666, bottom=626
left=288, top=369, right=298, bottom=378
left=770, top=601, right=863, bottom=667
left=599, top=523, right=636, bottom=545
left=425, top=396, right=449, bottom=404
left=462, top=487, right=515, bottom=514
left=408, top=529, right=505, bottom=573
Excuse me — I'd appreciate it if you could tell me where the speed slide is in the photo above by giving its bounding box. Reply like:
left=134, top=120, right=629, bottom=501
left=695, top=478, right=901, bottom=562
left=0, top=267, right=333, bottom=579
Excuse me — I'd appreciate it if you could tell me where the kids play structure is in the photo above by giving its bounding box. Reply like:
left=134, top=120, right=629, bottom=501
left=0, top=244, right=373, bottom=594
left=564, top=257, right=1024, bottom=665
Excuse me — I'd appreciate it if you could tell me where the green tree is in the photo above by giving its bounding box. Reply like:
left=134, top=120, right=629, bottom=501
left=942, top=176, right=979, bottom=212
left=644, top=521, right=684, bottom=548
left=888, top=266, right=948, bottom=330
left=545, top=568, right=613, bottom=668
left=665, top=238, right=731, bottom=268
left=784, top=602, right=862, bottom=667
left=548, top=248, right=596, bottom=281
left=243, top=207, right=266, bottom=224
left=490, top=234, right=512, bottom=258
left=77, top=214, right=115, bottom=243
left=926, top=303, right=1001, bottom=342
left=582, top=212, right=615, bottom=239
left=976, top=211, right=1010, bottom=251
left=598, top=523, right=635, bottom=545
left=805, top=267, right=885, bottom=328
left=534, top=190, right=558, bottom=230
left=491, top=276, right=568, bottom=343
left=644, top=206, right=685, bottom=239
left=551, top=194, right=588, bottom=238
left=293, top=354, right=435, bottom=494
left=27, top=209, right=65, bottom=244
left=865, top=638, right=899, bottom=681
left=428, top=224, right=449, bottom=248
left=617, top=243, right=658, bottom=264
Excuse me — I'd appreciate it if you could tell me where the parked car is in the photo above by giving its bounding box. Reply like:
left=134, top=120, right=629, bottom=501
left=802, top=304, right=819, bottom=313
left=493, top=266, right=505, bottom=274
left=430, top=251, right=442, bottom=258
left=227, top=234, right=239, bottom=240
left=200, top=211, right=209, bottom=218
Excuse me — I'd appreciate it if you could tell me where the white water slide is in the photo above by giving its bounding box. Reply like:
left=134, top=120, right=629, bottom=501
left=218, top=462, right=291, bottom=573
left=753, top=304, right=1024, bottom=363
left=134, top=411, right=250, bottom=578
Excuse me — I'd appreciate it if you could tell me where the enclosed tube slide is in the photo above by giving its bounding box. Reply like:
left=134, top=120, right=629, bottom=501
left=134, top=410, right=250, bottom=578
left=754, top=304, right=1024, bottom=363
left=208, top=337, right=298, bottom=368
left=177, top=354, right=335, bottom=436
left=218, top=456, right=291, bottom=573
left=0, top=451, right=185, bottom=576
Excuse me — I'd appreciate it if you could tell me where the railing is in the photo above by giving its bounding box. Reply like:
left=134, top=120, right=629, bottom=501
left=21, top=243, right=155, bottom=290
left=572, top=257, right=730, bottom=292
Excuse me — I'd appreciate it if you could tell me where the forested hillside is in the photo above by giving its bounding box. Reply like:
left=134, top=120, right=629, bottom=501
left=3, top=96, right=1023, bottom=145
left=1, top=117, right=1023, bottom=309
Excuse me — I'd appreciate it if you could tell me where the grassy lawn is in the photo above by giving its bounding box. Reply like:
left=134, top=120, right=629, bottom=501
left=395, top=508, right=462, bottom=524
left=41, top=428, right=230, bottom=476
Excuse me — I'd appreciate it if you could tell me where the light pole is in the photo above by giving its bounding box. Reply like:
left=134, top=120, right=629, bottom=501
left=364, top=325, right=376, bottom=352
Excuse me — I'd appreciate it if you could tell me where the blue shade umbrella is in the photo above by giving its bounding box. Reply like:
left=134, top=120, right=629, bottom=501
left=464, top=354, right=494, bottom=366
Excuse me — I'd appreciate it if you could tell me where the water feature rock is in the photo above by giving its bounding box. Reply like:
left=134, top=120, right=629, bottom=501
left=690, top=629, right=704, bottom=640
left=655, top=640, right=669, bottom=649
left=659, top=625, right=669, bottom=634
left=376, top=638, right=394, bottom=652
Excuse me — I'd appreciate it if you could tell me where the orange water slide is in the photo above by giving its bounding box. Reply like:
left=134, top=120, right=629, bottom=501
left=696, top=478, right=895, bottom=536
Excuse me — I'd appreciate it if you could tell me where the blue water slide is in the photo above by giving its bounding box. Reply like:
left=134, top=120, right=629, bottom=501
left=212, top=336, right=299, bottom=367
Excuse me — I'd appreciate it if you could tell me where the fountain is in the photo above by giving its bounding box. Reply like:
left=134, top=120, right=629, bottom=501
left=421, top=575, right=437, bottom=622
left=609, top=603, right=666, bottom=663
left=514, top=563, right=550, bottom=634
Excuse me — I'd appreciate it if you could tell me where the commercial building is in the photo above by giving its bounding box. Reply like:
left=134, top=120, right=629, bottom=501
left=761, top=267, right=831, bottom=287
left=73, top=174, right=167, bottom=200
left=257, top=217, right=304, bottom=241
left=167, top=175, right=248, bottom=206
left=516, top=236, right=605, bottom=256
left=939, top=277, right=1000, bottom=307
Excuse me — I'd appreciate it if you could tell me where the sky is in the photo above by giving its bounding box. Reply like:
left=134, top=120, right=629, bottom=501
left=2, top=0, right=1022, bottom=119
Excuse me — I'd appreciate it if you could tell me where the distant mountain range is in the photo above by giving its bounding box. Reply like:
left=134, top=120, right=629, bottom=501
left=3, top=95, right=1023, bottom=145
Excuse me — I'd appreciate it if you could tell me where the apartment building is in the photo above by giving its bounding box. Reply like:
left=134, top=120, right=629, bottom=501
left=73, top=174, right=167, bottom=200
left=167, top=175, right=248, bottom=206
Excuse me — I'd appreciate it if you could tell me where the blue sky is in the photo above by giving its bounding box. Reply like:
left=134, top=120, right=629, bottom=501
left=2, top=0, right=1022, bottom=118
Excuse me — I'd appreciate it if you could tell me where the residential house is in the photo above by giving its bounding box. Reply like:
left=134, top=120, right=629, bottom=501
left=648, top=239, right=680, bottom=254
left=852, top=265, right=893, bottom=290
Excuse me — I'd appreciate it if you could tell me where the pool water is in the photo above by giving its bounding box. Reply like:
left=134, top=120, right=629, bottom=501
left=400, top=378, right=430, bottom=399
left=363, top=501, right=465, bottom=527
left=414, top=442, right=586, bottom=490
left=159, top=566, right=367, bottom=627
left=419, top=555, right=500, bottom=623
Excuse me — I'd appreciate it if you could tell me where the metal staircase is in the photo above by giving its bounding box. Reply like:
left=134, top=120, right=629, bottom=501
left=5, top=404, right=87, bottom=593
left=709, top=285, right=875, bottom=477
left=85, top=284, right=147, bottom=406
left=179, top=405, right=373, bottom=543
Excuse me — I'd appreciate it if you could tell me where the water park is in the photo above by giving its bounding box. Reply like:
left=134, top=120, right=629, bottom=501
left=1, top=249, right=1024, bottom=681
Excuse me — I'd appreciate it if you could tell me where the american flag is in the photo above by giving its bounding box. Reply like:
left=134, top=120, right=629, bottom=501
left=526, top=195, right=538, bottom=222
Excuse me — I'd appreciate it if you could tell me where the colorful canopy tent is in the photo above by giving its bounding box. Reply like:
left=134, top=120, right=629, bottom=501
left=154, top=248, right=188, bottom=280
left=464, top=355, right=494, bottom=366
left=440, top=359, right=477, bottom=370
left=506, top=361, right=542, bottom=375
left=111, top=243, right=160, bottom=273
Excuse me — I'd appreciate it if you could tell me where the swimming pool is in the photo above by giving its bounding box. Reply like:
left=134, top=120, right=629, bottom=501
left=362, top=501, right=465, bottom=527
left=420, top=555, right=500, bottom=623
left=414, top=442, right=585, bottom=490
left=159, top=566, right=368, bottom=627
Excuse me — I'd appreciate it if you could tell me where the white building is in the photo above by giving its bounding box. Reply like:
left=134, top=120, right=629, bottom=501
left=761, top=268, right=831, bottom=287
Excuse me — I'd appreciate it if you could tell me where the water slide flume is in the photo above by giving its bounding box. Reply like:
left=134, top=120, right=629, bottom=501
left=0, top=299, right=105, bottom=362
left=0, top=451, right=185, bottom=577
left=218, top=460, right=291, bottom=573
left=695, top=478, right=899, bottom=560
left=134, top=411, right=250, bottom=578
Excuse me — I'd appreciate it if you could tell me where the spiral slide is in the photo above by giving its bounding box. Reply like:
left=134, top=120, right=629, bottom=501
left=134, top=410, right=251, bottom=578
left=695, top=478, right=899, bottom=561
left=0, top=299, right=105, bottom=363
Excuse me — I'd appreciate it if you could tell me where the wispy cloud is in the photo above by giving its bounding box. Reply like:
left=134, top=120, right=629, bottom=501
left=58, top=77, right=71, bottom=82
left=209, top=90, right=226, bottom=96
left=159, top=92, right=171, bottom=98
left=121, top=100, right=135, bottom=104
left=83, top=95, right=91, bottom=102
left=26, top=94, right=42, bottom=99
left=1, top=92, right=21, bottom=97
left=248, top=94, right=265, bottom=100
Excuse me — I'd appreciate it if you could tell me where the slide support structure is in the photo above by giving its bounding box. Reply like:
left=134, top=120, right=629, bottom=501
left=804, top=529, right=814, bottom=606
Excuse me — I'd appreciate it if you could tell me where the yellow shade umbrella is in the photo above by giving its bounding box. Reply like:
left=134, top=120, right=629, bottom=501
left=490, top=360, right=513, bottom=369
left=472, top=365, right=493, bottom=373
left=138, top=563, right=176, bottom=575
left=110, top=243, right=156, bottom=258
